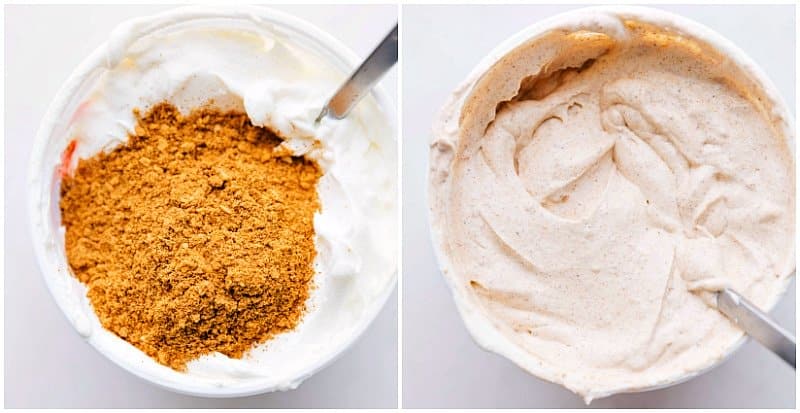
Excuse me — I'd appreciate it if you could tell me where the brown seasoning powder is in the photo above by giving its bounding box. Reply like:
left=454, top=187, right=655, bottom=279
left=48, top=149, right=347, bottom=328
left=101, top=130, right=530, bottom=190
left=60, top=103, right=322, bottom=370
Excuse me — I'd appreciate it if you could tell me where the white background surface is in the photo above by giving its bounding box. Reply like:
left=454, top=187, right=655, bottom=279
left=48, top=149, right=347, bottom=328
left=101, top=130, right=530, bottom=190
left=402, top=4, right=796, bottom=408
left=4, top=4, right=398, bottom=408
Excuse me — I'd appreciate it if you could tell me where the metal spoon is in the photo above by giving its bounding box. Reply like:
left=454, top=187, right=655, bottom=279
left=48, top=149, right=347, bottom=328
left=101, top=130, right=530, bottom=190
left=315, top=24, right=398, bottom=123
left=717, top=287, right=795, bottom=368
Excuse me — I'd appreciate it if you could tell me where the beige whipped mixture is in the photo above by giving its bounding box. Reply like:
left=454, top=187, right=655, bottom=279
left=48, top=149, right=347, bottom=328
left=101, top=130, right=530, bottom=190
left=430, top=20, right=795, bottom=399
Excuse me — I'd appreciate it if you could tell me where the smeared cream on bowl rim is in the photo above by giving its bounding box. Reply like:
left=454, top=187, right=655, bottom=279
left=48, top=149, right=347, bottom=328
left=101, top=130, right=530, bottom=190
left=29, top=6, right=397, bottom=397
left=428, top=6, right=794, bottom=402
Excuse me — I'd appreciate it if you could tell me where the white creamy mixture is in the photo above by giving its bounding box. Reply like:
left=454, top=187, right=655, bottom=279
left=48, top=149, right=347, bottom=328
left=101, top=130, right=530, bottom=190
left=430, top=9, right=794, bottom=402
left=30, top=8, right=396, bottom=394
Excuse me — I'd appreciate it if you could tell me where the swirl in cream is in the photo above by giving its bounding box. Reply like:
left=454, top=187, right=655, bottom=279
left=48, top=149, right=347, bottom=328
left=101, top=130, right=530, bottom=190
left=430, top=11, right=794, bottom=401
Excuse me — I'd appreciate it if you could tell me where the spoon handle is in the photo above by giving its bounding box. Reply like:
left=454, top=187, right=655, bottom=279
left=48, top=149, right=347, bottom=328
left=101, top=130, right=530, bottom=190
left=717, top=287, right=796, bottom=368
left=317, top=24, right=398, bottom=122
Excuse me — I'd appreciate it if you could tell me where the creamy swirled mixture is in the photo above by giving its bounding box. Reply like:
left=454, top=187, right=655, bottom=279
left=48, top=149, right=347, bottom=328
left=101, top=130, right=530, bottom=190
left=430, top=15, right=794, bottom=401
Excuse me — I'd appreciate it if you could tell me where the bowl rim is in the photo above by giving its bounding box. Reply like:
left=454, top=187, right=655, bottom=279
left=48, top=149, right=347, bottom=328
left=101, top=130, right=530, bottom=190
left=27, top=4, right=397, bottom=398
left=426, top=4, right=795, bottom=403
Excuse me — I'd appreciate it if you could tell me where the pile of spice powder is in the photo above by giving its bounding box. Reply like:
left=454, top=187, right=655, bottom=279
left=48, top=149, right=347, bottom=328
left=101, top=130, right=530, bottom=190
left=59, top=102, right=322, bottom=370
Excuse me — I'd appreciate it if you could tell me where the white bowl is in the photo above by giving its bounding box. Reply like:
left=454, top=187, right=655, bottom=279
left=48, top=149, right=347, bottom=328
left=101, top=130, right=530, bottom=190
left=427, top=5, right=795, bottom=402
left=28, top=5, right=397, bottom=398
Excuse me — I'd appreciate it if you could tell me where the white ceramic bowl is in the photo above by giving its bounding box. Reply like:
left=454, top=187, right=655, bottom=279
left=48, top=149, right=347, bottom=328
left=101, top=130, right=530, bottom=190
left=427, top=5, right=795, bottom=402
left=28, top=6, right=397, bottom=398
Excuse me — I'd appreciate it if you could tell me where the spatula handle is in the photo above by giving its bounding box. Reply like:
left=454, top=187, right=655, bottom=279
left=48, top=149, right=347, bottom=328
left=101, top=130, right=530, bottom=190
left=317, top=24, right=398, bottom=122
left=718, top=288, right=795, bottom=368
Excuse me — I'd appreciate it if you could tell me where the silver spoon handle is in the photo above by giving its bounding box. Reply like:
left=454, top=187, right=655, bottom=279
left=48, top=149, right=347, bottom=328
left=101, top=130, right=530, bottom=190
left=717, top=288, right=796, bottom=368
left=317, top=24, right=398, bottom=121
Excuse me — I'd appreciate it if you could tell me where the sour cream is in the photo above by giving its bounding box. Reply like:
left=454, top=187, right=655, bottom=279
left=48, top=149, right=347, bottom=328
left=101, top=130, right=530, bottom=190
left=30, top=6, right=396, bottom=396
left=429, top=6, right=794, bottom=402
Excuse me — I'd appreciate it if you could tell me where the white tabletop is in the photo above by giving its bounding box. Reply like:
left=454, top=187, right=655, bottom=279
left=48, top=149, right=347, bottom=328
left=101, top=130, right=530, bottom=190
left=5, top=4, right=397, bottom=408
left=401, top=4, right=796, bottom=408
